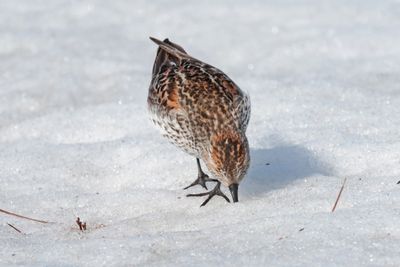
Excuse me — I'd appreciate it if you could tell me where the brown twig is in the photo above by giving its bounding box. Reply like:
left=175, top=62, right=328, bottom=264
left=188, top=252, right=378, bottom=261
left=76, top=217, right=87, bottom=231
left=331, top=177, right=347, bottom=212
left=7, top=223, right=24, bottom=234
left=0, top=208, right=49, bottom=224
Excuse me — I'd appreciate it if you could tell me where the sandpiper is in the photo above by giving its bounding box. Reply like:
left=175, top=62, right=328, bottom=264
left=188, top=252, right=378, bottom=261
left=148, top=37, right=251, bottom=206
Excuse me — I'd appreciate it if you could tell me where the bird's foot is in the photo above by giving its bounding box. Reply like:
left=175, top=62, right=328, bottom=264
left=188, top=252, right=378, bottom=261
left=183, top=173, right=215, bottom=190
left=186, top=181, right=230, bottom=207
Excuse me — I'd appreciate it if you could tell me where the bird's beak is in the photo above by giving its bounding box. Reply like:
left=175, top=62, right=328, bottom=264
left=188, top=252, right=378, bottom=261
left=229, top=183, right=239, bottom=203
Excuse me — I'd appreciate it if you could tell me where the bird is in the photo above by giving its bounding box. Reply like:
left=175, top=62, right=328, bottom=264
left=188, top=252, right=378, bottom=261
left=147, top=37, right=251, bottom=206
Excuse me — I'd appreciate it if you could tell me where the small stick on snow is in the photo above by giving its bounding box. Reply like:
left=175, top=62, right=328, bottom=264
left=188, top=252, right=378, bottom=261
left=76, top=217, right=87, bottom=231
left=0, top=208, right=49, bottom=224
left=331, top=177, right=347, bottom=212
left=7, top=223, right=24, bottom=234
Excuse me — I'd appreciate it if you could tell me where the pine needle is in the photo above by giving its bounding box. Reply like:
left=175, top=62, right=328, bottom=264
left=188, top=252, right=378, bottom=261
left=0, top=208, right=49, bottom=224
left=7, top=223, right=24, bottom=234
left=331, top=177, right=347, bottom=212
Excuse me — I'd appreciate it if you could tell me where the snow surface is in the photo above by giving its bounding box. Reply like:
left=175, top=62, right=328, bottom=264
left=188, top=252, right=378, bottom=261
left=1, top=0, right=400, bottom=266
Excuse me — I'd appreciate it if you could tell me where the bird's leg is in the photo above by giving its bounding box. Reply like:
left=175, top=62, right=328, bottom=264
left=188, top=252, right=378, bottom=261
left=183, top=158, right=215, bottom=190
left=186, top=180, right=231, bottom=207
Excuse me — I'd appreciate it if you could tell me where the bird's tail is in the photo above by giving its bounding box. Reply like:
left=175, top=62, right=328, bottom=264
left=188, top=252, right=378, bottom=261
left=150, top=37, right=191, bottom=76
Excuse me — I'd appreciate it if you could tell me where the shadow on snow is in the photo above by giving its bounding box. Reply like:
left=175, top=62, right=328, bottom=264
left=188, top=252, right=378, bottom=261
left=241, top=144, right=332, bottom=197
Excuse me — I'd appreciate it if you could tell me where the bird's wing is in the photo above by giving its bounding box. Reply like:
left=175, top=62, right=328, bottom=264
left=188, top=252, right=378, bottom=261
left=194, top=63, right=251, bottom=133
left=233, top=92, right=251, bottom=132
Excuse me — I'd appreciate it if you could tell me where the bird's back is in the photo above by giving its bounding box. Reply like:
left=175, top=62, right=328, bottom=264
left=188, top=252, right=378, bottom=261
left=148, top=38, right=250, bottom=157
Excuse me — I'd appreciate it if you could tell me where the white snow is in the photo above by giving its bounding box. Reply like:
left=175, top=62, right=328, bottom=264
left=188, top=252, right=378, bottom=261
left=1, top=0, right=400, bottom=266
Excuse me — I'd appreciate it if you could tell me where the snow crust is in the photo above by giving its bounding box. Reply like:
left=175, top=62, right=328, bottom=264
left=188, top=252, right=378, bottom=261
left=1, top=0, right=399, bottom=266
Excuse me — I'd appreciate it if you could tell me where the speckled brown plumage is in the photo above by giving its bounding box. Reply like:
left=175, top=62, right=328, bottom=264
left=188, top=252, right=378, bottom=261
left=148, top=37, right=250, bottom=206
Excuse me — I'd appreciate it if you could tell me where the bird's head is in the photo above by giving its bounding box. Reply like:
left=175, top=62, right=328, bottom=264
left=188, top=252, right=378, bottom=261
left=203, top=130, right=250, bottom=203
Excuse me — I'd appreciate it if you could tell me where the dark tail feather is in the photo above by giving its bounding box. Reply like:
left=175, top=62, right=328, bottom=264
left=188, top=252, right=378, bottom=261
left=150, top=37, right=190, bottom=76
left=164, top=38, right=186, bottom=54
